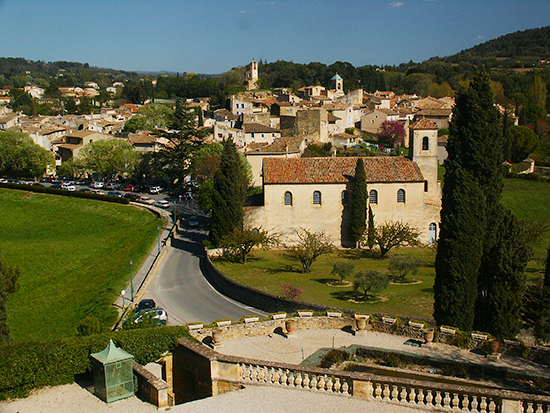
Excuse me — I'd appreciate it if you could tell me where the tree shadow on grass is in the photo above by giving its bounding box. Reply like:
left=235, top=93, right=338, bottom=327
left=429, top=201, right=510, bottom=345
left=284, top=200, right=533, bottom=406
left=421, top=287, right=434, bottom=294
left=312, top=277, right=340, bottom=285
left=338, top=249, right=379, bottom=260
left=265, top=265, right=302, bottom=274
left=330, top=290, right=357, bottom=302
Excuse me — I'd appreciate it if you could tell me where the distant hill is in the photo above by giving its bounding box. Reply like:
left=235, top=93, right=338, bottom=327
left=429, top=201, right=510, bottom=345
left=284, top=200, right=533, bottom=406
left=428, top=26, right=550, bottom=68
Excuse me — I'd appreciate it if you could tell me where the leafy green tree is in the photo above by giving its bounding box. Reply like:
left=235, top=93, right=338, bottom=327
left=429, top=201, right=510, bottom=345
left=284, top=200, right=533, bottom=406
left=509, top=125, right=540, bottom=162
left=78, top=139, right=139, bottom=180
left=196, top=180, right=214, bottom=211
left=220, top=227, right=279, bottom=263
left=331, top=261, right=355, bottom=283
left=388, top=255, right=423, bottom=281
left=371, top=221, right=420, bottom=259
left=123, top=103, right=174, bottom=132
left=353, top=270, right=389, bottom=299
left=350, top=158, right=367, bottom=248
left=153, top=98, right=209, bottom=184
left=0, top=130, right=54, bottom=178
left=284, top=228, right=334, bottom=273
left=209, top=138, right=247, bottom=246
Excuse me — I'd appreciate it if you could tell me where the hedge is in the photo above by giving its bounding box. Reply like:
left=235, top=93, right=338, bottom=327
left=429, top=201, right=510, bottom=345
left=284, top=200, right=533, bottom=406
left=0, top=183, right=130, bottom=204
left=0, top=326, right=194, bottom=400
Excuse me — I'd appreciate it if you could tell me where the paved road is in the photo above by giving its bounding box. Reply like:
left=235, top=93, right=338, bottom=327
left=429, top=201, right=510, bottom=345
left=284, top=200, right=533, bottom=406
left=143, top=223, right=266, bottom=325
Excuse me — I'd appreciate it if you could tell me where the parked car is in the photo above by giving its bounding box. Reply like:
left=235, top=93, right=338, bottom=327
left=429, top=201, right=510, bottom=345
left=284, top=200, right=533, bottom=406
left=75, top=179, right=87, bottom=185
left=122, top=184, right=134, bottom=192
left=79, top=188, right=91, bottom=193
left=149, top=186, right=162, bottom=194
left=133, top=308, right=168, bottom=326
left=107, top=191, right=123, bottom=197
left=61, top=183, right=76, bottom=191
left=154, top=200, right=170, bottom=209
left=50, top=184, right=61, bottom=189
left=188, top=215, right=199, bottom=227
left=138, top=196, right=155, bottom=205
left=136, top=298, right=156, bottom=312
left=90, top=181, right=104, bottom=189
left=104, top=183, right=117, bottom=190
left=124, top=193, right=141, bottom=201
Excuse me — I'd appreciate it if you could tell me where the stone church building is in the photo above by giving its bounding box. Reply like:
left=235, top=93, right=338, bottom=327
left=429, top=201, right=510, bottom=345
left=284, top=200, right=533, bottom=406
left=246, top=118, right=441, bottom=246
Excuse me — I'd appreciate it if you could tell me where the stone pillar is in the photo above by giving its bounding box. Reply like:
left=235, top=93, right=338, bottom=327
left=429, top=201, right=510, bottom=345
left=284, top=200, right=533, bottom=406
left=501, top=399, right=523, bottom=413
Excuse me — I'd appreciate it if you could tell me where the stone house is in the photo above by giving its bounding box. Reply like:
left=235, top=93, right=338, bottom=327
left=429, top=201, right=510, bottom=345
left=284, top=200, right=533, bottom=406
left=54, top=130, right=109, bottom=163
left=360, top=108, right=399, bottom=134
left=246, top=118, right=441, bottom=246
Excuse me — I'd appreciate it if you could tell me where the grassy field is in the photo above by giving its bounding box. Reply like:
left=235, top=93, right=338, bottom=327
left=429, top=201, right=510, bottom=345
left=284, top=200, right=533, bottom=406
left=214, top=178, right=550, bottom=320
left=0, top=189, right=163, bottom=343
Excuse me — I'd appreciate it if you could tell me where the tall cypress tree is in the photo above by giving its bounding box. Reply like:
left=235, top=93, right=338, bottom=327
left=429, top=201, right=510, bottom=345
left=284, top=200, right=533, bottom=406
left=350, top=158, right=367, bottom=248
left=434, top=68, right=503, bottom=331
left=209, top=138, right=247, bottom=246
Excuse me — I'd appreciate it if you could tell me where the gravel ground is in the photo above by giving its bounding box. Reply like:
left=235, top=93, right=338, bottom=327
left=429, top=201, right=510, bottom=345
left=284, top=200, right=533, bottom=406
left=0, top=382, right=425, bottom=413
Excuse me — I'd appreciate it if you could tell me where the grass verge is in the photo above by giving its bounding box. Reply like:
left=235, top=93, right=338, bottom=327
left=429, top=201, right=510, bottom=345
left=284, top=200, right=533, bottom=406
left=0, top=189, right=163, bottom=342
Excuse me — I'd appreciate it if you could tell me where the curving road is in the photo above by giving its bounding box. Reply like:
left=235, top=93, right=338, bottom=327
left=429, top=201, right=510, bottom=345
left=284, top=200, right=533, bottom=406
left=143, top=218, right=266, bottom=325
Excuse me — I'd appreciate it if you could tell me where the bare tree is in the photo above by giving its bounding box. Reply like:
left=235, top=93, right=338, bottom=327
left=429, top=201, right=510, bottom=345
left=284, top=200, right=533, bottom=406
left=285, top=228, right=334, bottom=273
left=371, top=221, right=420, bottom=258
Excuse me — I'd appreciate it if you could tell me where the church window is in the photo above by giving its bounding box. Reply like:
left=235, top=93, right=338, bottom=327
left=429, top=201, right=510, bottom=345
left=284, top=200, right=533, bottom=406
left=422, top=136, right=429, bottom=151
left=369, top=190, right=378, bottom=204
left=284, top=191, right=293, bottom=206
left=313, top=191, right=321, bottom=205
left=429, top=223, right=437, bottom=244
left=341, top=190, right=348, bottom=205
left=397, top=189, right=406, bottom=203
left=424, top=181, right=429, bottom=192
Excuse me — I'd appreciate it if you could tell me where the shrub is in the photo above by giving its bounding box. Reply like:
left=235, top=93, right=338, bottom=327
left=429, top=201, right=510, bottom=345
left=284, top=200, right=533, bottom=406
left=320, top=349, right=349, bottom=368
left=77, top=317, right=102, bottom=336
left=280, top=283, right=303, bottom=300
left=0, top=326, right=194, bottom=400
left=331, top=261, right=355, bottom=283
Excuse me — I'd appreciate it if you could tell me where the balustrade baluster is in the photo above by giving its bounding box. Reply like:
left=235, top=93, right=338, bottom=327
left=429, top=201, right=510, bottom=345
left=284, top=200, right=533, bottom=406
left=303, top=374, right=310, bottom=389
left=461, top=394, right=470, bottom=411
left=488, top=399, right=496, bottom=413
left=391, top=385, right=399, bottom=401
left=435, top=391, right=442, bottom=408
left=398, top=386, right=406, bottom=402
left=525, top=403, right=534, bottom=413
left=310, top=375, right=317, bottom=390
left=242, top=364, right=250, bottom=381
left=288, top=371, right=295, bottom=387
left=374, top=383, right=382, bottom=399
left=342, top=380, right=350, bottom=395
left=333, top=377, right=341, bottom=393
left=426, top=389, right=433, bottom=406
left=535, top=404, right=543, bottom=413
left=471, top=395, right=478, bottom=412
left=317, top=375, right=326, bottom=391
left=325, top=376, right=333, bottom=393
left=280, top=370, right=288, bottom=386
left=383, top=384, right=391, bottom=400
left=443, top=392, right=451, bottom=408
left=269, top=367, right=275, bottom=383
left=479, top=396, right=487, bottom=412
left=294, top=372, right=303, bottom=388
left=417, top=388, right=424, bottom=405
left=253, top=365, right=260, bottom=382
left=452, top=393, right=460, bottom=410
left=408, top=387, right=416, bottom=404
left=258, top=366, right=265, bottom=382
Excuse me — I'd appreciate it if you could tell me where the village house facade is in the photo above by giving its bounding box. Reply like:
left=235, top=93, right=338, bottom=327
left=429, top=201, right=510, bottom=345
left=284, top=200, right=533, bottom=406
left=245, top=118, right=441, bottom=247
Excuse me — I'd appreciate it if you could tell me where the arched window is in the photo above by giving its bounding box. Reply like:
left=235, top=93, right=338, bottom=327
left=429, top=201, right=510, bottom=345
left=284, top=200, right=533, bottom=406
left=397, top=189, right=406, bottom=203
left=424, top=181, right=429, bottom=192
left=313, top=190, right=321, bottom=205
left=429, top=223, right=437, bottom=244
left=369, top=189, right=378, bottom=204
left=422, top=136, right=429, bottom=151
left=284, top=191, right=293, bottom=206
left=341, top=190, right=348, bottom=205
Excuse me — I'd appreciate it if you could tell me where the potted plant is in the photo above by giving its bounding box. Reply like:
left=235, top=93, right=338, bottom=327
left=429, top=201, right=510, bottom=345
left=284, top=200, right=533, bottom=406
left=423, top=328, right=435, bottom=345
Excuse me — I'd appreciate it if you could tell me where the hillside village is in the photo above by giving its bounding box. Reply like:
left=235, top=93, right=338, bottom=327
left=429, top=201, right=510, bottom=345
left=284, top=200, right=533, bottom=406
left=0, top=60, right=528, bottom=246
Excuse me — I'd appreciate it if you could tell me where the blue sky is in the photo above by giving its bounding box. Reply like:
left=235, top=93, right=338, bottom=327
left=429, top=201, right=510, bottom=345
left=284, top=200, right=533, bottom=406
left=1, top=0, right=549, bottom=74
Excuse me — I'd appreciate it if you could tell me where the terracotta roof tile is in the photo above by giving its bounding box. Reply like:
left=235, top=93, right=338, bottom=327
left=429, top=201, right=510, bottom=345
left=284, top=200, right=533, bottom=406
left=263, top=156, right=424, bottom=184
left=411, top=117, right=438, bottom=130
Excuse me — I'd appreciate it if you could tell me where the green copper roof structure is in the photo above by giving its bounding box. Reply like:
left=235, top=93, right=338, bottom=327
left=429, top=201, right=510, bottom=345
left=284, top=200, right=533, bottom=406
left=91, top=340, right=134, bottom=403
left=331, top=73, right=343, bottom=80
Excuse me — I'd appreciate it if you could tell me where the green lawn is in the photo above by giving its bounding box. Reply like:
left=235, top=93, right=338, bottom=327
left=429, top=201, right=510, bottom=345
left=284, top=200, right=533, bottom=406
left=214, top=178, right=550, bottom=320
left=1, top=189, right=163, bottom=342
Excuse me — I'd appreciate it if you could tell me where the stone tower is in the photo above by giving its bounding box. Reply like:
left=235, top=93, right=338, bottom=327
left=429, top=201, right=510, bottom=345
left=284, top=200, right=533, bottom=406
left=331, top=73, right=343, bottom=93
left=246, top=60, right=259, bottom=90
left=409, top=117, right=440, bottom=200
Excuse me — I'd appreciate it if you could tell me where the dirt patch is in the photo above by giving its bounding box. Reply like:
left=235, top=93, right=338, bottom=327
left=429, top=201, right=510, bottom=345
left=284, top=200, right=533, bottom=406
left=327, top=281, right=354, bottom=287
left=390, top=280, right=422, bottom=285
